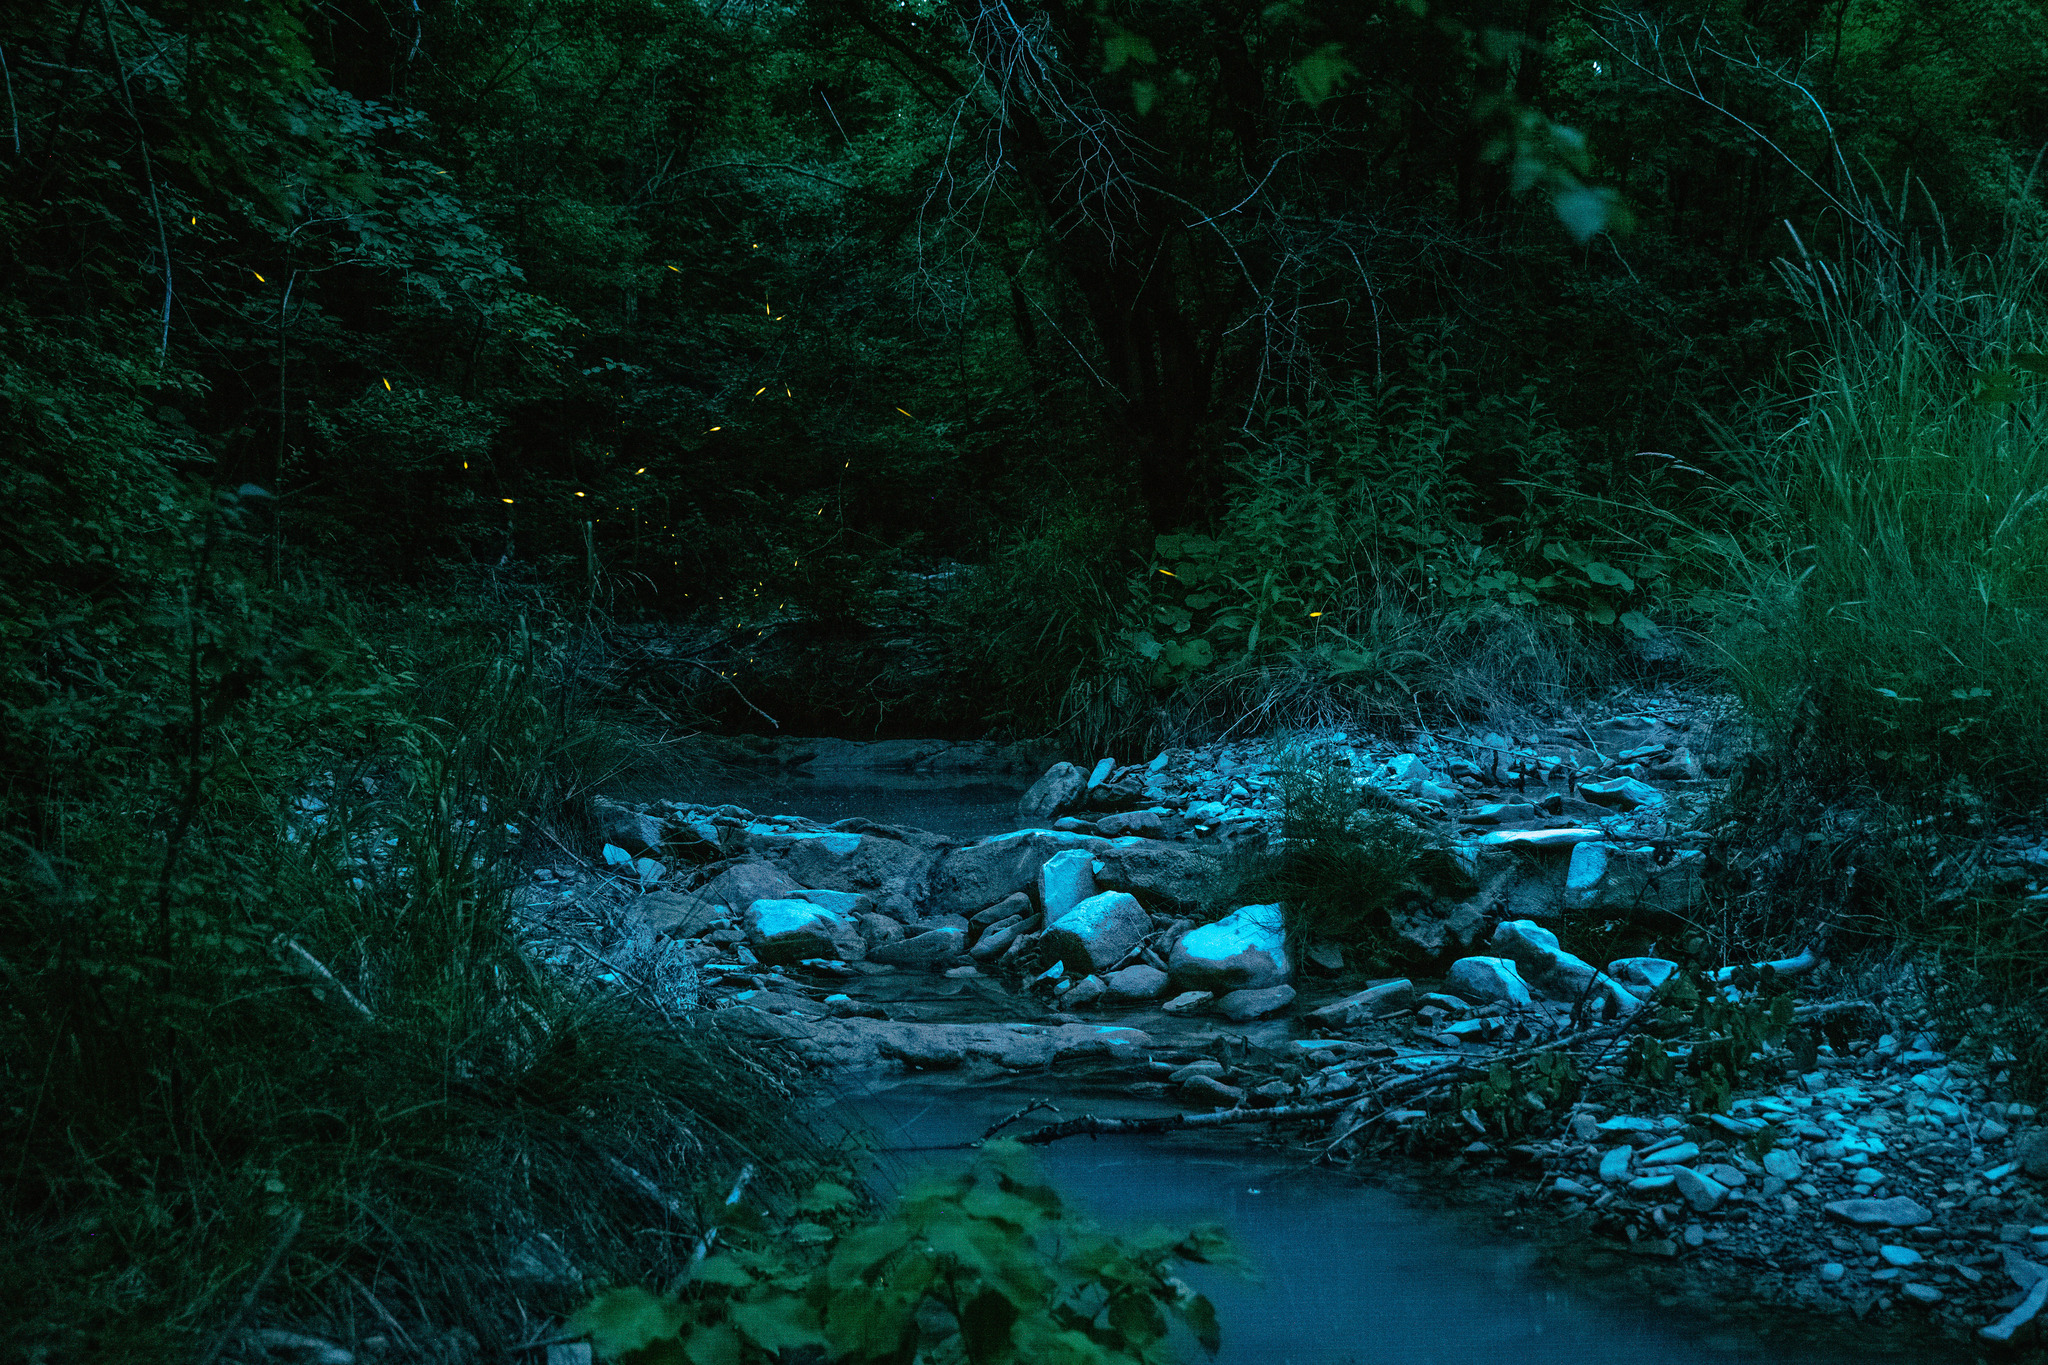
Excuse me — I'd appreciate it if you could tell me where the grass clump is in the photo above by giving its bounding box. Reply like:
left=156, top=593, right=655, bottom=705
left=1205, top=747, right=1442, bottom=966
left=1672, top=200, right=2048, bottom=812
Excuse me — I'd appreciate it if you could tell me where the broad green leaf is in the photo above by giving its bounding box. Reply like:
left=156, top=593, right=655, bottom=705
left=1582, top=601, right=1616, bottom=626
left=1580, top=560, right=1634, bottom=591
left=1617, top=610, right=1656, bottom=638
left=1102, top=28, right=1156, bottom=73
left=729, top=1298, right=826, bottom=1353
left=798, top=1180, right=860, bottom=1214
left=1178, top=1292, right=1222, bottom=1354
left=1553, top=186, right=1610, bottom=243
left=1132, top=80, right=1158, bottom=115
left=568, top=1287, right=689, bottom=1357
left=1292, top=43, right=1354, bottom=105
left=960, top=1286, right=1021, bottom=1359
left=688, top=1255, right=753, bottom=1288
left=682, top=1324, right=741, bottom=1365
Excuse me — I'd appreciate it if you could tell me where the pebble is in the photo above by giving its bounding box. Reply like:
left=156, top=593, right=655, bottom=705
left=1901, top=1283, right=1943, bottom=1305
left=1641, top=1142, right=1699, bottom=1167
left=1599, top=1146, right=1633, bottom=1183
left=1818, top=1263, right=1845, bottom=1282
left=1160, top=991, right=1213, bottom=1014
left=1824, top=1196, right=1933, bottom=1227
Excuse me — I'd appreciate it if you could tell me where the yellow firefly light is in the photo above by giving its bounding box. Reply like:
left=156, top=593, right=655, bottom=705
left=755, top=387, right=767, bottom=396
left=382, top=378, right=392, bottom=390
left=501, top=498, right=515, bottom=504
left=1309, top=611, right=1323, bottom=617
left=895, top=407, right=913, bottom=417
left=1158, top=569, right=1177, bottom=578
left=575, top=491, right=587, bottom=497
left=253, top=271, right=265, bottom=282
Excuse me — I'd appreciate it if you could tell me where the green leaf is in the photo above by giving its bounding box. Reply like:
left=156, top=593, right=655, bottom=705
left=1580, top=560, right=1634, bottom=591
left=1617, top=610, right=1656, bottom=638
left=1179, top=1292, right=1222, bottom=1354
left=1291, top=43, right=1355, bottom=105
left=1101, top=28, right=1156, bottom=73
left=798, top=1180, right=860, bottom=1214
left=2014, top=351, right=2048, bottom=376
left=729, top=1298, right=826, bottom=1353
left=960, top=1287, right=1021, bottom=1359
left=682, top=1323, right=742, bottom=1365
left=688, top=1255, right=754, bottom=1288
left=1553, top=187, right=1609, bottom=243
left=1129, top=631, right=1163, bottom=662
left=568, top=1288, right=689, bottom=1357
left=1132, top=80, right=1158, bottom=115
left=1582, top=601, right=1616, bottom=626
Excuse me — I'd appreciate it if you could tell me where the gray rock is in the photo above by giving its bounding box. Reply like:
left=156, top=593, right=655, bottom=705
left=969, top=922, right=1023, bottom=961
left=1607, top=956, right=1680, bottom=999
left=1576, top=776, right=1664, bottom=810
left=1489, top=920, right=1639, bottom=1015
left=1216, top=984, right=1295, bottom=1021
left=1900, top=1283, right=1943, bottom=1305
left=1104, top=964, right=1170, bottom=1001
left=594, top=800, right=665, bottom=856
left=1181, top=1073, right=1246, bottom=1106
left=1038, top=848, right=1097, bottom=922
left=971, top=892, right=1033, bottom=927
left=743, top=898, right=864, bottom=966
left=1096, top=810, right=1170, bottom=838
left=628, top=890, right=727, bottom=940
left=793, top=887, right=877, bottom=919
left=1445, top=956, right=1533, bottom=1006
left=1762, top=1148, right=1803, bottom=1179
left=1060, top=974, right=1106, bottom=1008
left=1599, top=1147, right=1632, bottom=1182
left=695, top=861, right=806, bottom=916
left=1818, top=1262, right=1845, bottom=1283
left=1566, top=841, right=1703, bottom=920
left=1160, top=990, right=1213, bottom=1014
left=1041, top=890, right=1151, bottom=975
left=857, top=913, right=904, bottom=948
left=1824, top=1196, right=1933, bottom=1227
left=1091, top=841, right=1220, bottom=914
left=1308, top=979, right=1415, bottom=1026
left=1388, top=898, right=1488, bottom=959
left=1168, top=904, right=1289, bottom=991
left=867, top=927, right=967, bottom=970
left=2017, top=1127, right=2048, bottom=1177
left=1672, top=1166, right=1728, bottom=1212
left=1020, top=762, right=1088, bottom=820
left=779, top=831, right=937, bottom=921
left=932, top=831, right=1098, bottom=918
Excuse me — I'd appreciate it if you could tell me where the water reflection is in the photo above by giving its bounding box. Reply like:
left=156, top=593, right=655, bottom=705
left=850, top=1084, right=1972, bottom=1365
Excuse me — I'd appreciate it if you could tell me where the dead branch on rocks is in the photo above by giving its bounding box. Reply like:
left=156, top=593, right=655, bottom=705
left=1010, top=997, right=1877, bottom=1149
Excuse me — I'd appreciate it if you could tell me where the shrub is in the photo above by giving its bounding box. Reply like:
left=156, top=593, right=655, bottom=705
left=571, top=1140, right=1237, bottom=1365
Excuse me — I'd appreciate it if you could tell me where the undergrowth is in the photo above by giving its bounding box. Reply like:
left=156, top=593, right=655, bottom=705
left=0, top=509, right=809, bottom=1359
left=1201, top=748, right=1448, bottom=968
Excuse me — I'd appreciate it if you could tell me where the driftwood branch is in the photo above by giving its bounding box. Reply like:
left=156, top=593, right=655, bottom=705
left=1012, top=997, right=1876, bottom=1149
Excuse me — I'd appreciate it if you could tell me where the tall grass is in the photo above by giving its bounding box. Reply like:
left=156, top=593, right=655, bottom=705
left=0, top=590, right=805, bottom=1360
left=1677, top=201, right=2048, bottom=810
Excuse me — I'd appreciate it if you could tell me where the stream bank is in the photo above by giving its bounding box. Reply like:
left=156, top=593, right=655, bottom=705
left=521, top=685, right=2048, bottom=1359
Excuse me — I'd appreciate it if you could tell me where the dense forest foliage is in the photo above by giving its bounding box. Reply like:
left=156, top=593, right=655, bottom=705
left=7, top=0, right=2048, bottom=1355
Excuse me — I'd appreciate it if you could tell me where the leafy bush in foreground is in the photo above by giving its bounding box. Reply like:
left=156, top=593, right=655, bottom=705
left=573, top=1140, right=1235, bottom=1365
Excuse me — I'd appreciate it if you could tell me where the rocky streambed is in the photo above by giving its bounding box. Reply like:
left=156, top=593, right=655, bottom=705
left=517, top=688, right=2048, bottom=1357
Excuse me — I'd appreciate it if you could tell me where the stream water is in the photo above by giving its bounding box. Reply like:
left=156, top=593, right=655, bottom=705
left=706, top=763, right=1979, bottom=1365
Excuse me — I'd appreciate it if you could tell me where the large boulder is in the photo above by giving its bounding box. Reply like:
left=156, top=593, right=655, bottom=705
left=692, top=862, right=805, bottom=915
left=742, top=898, right=864, bottom=966
left=1216, top=984, right=1295, bottom=1022
left=628, top=890, right=728, bottom=940
left=1168, top=904, right=1289, bottom=992
left=1565, top=842, right=1704, bottom=922
left=929, top=831, right=1098, bottom=918
left=1488, top=920, right=1639, bottom=1015
left=1037, top=848, right=1097, bottom=923
left=778, top=832, right=938, bottom=922
left=1019, top=762, right=1088, bottom=821
left=1607, top=956, right=1680, bottom=1000
left=1104, top=964, right=1170, bottom=1001
left=1040, top=891, right=1151, bottom=976
left=1445, top=955, right=1533, bottom=1006
left=1092, top=840, right=1219, bottom=914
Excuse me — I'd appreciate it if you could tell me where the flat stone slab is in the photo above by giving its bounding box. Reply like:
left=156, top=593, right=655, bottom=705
left=708, top=1011, right=1152, bottom=1072
left=1824, top=1196, right=1933, bottom=1227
